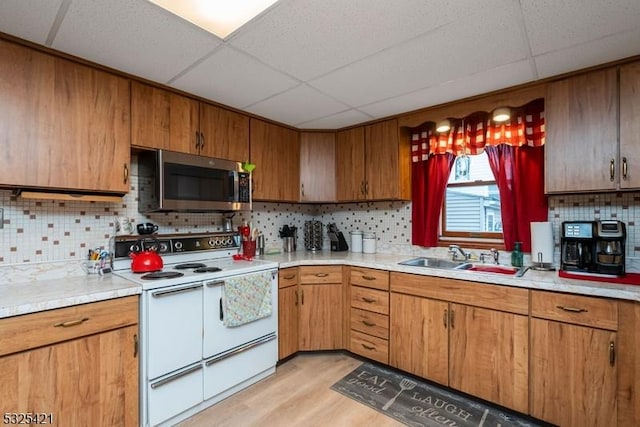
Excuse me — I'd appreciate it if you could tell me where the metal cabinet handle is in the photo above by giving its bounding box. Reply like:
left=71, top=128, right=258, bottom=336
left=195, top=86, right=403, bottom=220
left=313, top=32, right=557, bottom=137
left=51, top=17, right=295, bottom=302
left=301, top=289, right=304, bottom=305
left=361, top=343, right=375, bottom=351
left=134, top=333, right=138, bottom=358
left=361, top=297, right=376, bottom=303
left=283, top=274, right=295, bottom=280
left=150, top=365, right=202, bottom=389
left=314, top=273, right=329, bottom=277
left=362, top=275, right=376, bottom=281
left=205, top=280, right=224, bottom=287
left=360, top=181, right=366, bottom=196
left=54, top=317, right=89, bottom=328
left=152, top=283, right=203, bottom=297
left=294, top=290, right=299, bottom=306
left=123, top=164, right=129, bottom=184
left=609, top=341, right=615, bottom=366
left=199, top=131, right=205, bottom=150
left=362, top=320, right=376, bottom=327
left=449, top=309, right=455, bottom=329
left=443, top=309, right=448, bottom=328
left=610, top=159, right=615, bottom=181
left=622, top=157, right=628, bottom=180
left=365, top=181, right=369, bottom=195
left=301, top=183, right=305, bottom=198
left=556, top=305, right=588, bottom=313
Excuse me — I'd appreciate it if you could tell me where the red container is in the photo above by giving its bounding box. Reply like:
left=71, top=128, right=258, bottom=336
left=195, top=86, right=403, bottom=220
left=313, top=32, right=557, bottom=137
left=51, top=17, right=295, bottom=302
left=242, top=240, right=256, bottom=259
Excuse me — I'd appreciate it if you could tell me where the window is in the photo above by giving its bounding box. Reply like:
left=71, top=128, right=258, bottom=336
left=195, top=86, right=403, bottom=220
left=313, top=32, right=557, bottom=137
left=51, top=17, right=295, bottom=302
left=442, top=151, right=502, bottom=240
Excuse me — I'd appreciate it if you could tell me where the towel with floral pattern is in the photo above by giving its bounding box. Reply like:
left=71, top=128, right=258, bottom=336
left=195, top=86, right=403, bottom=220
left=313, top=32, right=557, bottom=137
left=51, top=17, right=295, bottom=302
left=222, top=271, right=273, bottom=327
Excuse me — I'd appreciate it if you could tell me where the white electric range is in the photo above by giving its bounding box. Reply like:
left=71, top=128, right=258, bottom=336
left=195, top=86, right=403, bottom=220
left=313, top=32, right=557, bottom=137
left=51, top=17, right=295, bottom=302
left=111, top=232, right=279, bottom=427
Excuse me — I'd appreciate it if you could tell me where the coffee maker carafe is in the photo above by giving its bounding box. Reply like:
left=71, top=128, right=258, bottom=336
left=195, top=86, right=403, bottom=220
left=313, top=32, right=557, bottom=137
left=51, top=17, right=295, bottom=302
left=560, top=221, right=595, bottom=273
left=594, top=220, right=625, bottom=276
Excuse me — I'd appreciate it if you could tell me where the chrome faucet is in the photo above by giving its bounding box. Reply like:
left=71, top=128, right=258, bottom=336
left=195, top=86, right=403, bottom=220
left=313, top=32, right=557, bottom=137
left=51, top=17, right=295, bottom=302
left=480, top=248, right=500, bottom=264
left=448, top=245, right=469, bottom=261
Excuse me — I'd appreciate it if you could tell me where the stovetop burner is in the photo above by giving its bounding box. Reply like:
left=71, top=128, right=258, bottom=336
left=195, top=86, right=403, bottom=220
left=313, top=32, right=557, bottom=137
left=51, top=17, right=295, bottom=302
left=193, top=267, right=223, bottom=273
left=174, top=263, right=207, bottom=270
left=141, top=271, right=185, bottom=280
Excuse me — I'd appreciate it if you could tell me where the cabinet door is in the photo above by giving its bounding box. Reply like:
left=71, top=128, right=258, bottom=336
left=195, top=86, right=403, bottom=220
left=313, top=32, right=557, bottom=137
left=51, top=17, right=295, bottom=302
left=531, top=318, right=617, bottom=427
left=298, top=284, right=343, bottom=350
left=0, top=325, right=138, bottom=426
left=365, top=119, right=402, bottom=199
left=545, top=68, right=618, bottom=193
left=620, top=61, right=640, bottom=189
left=131, top=81, right=199, bottom=153
left=199, top=103, right=249, bottom=161
left=299, top=132, right=336, bottom=202
left=250, top=119, right=300, bottom=202
left=335, top=127, right=366, bottom=201
left=389, top=293, right=448, bottom=385
left=449, top=304, right=529, bottom=414
left=0, top=40, right=130, bottom=193
left=278, top=285, right=299, bottom=360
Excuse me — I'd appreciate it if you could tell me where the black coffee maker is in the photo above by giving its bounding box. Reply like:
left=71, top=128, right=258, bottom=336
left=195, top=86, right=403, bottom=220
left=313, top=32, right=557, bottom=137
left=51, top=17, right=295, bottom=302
left=561, top=220, right=626, bottom=276
left=594, top=220, right=626, bottom=276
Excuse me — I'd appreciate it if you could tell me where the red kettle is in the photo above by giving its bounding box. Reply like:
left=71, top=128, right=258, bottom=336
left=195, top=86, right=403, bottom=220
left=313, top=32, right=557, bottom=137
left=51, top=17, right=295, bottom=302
left=130, top=238, right=163, bottom=273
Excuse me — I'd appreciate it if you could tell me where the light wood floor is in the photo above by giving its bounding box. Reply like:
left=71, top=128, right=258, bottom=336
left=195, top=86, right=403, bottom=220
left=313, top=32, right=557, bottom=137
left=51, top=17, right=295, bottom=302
left=178, top=353, right=404, bottom=427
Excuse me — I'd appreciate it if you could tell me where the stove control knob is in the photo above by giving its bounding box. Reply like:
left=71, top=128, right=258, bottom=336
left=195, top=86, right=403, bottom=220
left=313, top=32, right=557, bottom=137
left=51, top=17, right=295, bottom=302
left=208, top=239, right=216, bottom=248
left=129, top=244, right=140, bottom=253
left=159, top=242, right=169, bottom=252
left=174, top=241, right=183, bottom=251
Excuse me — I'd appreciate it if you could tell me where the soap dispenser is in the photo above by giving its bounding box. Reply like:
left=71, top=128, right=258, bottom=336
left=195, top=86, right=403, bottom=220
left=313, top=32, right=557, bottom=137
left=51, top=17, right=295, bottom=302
left=511, top=242, right=523, bottom=267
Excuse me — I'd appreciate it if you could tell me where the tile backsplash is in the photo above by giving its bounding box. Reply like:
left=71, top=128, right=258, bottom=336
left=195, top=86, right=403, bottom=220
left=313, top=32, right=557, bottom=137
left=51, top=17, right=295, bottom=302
left=1, top=175, right=638, bottom=268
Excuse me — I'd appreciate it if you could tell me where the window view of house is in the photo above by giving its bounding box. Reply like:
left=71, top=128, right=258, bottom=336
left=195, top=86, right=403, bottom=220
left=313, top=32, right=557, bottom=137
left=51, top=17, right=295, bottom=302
left=444, top=152, right=502, bottom=235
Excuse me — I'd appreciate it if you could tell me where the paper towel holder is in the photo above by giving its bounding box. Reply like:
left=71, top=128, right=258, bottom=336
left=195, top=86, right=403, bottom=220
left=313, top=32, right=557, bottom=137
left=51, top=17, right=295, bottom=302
left=531, top=251, right=555, bottom=271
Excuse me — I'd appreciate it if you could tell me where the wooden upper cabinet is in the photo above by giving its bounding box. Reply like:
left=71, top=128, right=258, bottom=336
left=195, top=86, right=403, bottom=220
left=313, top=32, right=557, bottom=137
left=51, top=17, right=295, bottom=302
left=0, top=39, right=130, bottom=193
left=545, top=68, right=618, bottom=193
left=619, top=61, right=640, bottom=190
left=335, top=119, right=410, bottom=201
left=199, top=103, right=249, bottom=162
left=131, top=82, right=249, bottom=161
left=335, top=127, right=366, bottom=201
left=299, top=132, right=335, bottom=202
left=131, top=81, right=199, bottom=153
left=250, top=119, right=300, bottom=202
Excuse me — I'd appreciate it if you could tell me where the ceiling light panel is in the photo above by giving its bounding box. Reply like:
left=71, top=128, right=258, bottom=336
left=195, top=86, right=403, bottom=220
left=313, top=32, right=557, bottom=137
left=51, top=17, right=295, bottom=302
left=147, top=0, right=279, bottom=39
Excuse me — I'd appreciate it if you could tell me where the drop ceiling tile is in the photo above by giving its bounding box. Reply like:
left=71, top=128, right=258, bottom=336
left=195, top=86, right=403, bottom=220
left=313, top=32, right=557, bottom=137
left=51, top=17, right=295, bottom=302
left=244, top=84, right=350, bottom=127
left=521, top=0, right=640, bottom=56
left=230, top=0, right=512, bottom=81
left=297, top=109, right=373, bottom=130
left=359, top=60, right=536, bottom=120
left=534, top=28, right=640, bottom=79
left=0, top=0, right=63, bottom=45
left=310, top=5, right=528, bottom=108
left=170, top=46, right=299, bottom=110
left=51, top=0, right=221, bottom=83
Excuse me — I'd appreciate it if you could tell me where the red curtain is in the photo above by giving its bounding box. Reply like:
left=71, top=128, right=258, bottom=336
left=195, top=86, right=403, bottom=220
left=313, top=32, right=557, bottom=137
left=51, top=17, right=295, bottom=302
left=410, top=98, right=546, bottom=249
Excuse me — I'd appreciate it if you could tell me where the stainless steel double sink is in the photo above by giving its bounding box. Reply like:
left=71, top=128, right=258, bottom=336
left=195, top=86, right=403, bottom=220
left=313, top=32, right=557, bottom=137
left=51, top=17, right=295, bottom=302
left=398, top=257, right=528, bottom=277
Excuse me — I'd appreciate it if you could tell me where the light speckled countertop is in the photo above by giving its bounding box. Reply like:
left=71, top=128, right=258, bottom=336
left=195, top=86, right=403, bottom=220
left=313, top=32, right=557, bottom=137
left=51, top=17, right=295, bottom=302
left=0, top=274, right=141, bottom=319
left=2, top=250, right=639, bottom=319
left=260, top=250, right=640, bottom=302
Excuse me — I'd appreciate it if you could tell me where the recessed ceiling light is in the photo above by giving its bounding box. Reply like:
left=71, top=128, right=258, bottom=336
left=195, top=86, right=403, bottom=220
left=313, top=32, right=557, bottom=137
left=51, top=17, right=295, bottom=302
left=148, top=0, right=279, bottom=39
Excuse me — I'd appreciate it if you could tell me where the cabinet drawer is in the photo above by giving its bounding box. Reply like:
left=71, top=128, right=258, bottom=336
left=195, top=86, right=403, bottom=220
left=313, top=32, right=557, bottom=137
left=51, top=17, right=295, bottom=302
left=531, top=290, right=618, bottom=330
left=278, top=267, right=299, bottom=288
left=350, top=267, right=389, bottom=290
left=299, top=266, right=342, bottom=284
left=350, top=330, right=388, bottom=364
left=350, top=308, right=388, bottom=339
left=0, top=296, right=139, bottom=357
left=351, top=286, right=389, bottom=315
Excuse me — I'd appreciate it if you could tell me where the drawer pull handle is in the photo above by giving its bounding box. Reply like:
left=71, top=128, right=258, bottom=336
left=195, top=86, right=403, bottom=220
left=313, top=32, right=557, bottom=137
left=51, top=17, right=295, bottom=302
left=443, top=309, right=448, bottom=328
left=361, top=343, right=375, bottom=351
left=609, top=341, right=615, bottom=366
left=283, top=274, right=296, bottom=280
left=557, top=305, right=588, bottom=313
left=54, top=317, right=89, bottom=328
left=315, top=273, right=329, bottom=277
left=610, top=159, right=615, bottom=181
left=362, top=320, right=376, bottom=327
left=362, top=275, right=376, bottom=281
left=361, top=297, right=376, bottom=303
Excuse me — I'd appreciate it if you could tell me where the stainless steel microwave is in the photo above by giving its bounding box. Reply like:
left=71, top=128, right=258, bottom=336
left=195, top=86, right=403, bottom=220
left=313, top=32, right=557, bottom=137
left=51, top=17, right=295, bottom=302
left=137, top=150, right=251, bottom=213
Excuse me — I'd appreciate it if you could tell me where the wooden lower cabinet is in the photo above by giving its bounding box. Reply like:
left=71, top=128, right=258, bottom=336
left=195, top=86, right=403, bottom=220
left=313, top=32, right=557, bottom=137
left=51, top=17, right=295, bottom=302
left=278, top=268, right=299, bottom=360
left=0, top=296, right=139, bottom=426
left=389, top=273, right=529, bottom=414
left=298, top=283, right=343, bottom=350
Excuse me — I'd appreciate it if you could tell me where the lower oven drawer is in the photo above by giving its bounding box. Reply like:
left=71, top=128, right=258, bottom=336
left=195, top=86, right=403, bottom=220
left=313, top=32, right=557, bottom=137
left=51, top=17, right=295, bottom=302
left=148, top=363, right=203, bottom=426
left=203, top=334, right=277, bottom=400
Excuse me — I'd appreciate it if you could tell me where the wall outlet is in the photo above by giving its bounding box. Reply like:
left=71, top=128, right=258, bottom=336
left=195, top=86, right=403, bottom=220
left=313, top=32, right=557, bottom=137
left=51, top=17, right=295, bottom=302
left=0, top=208, right=3, bottom=228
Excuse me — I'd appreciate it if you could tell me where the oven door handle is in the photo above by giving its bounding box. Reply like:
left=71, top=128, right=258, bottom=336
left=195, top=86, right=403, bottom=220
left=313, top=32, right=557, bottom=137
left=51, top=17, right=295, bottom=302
left=205, top=333, right=277, bottom=366
left=205, top=280, right=225, bottom=287
left=151, top=283, right=203, bottom=297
